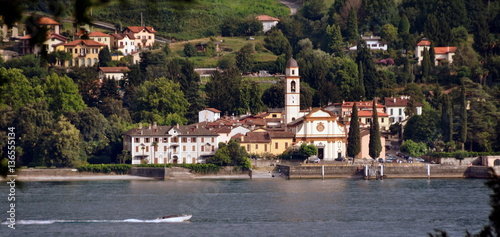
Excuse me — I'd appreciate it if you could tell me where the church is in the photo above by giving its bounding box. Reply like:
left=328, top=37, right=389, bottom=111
left=284, top=58, right=347, bottom=161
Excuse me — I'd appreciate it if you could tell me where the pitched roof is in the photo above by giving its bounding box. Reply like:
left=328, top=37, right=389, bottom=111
left=342, top=101, right=384, bottom=109
left=268, top=131, right=294, bottom=138
left=204, top=108, right=221, bottom=113
left=99, top=67, right=130, bottom=73
left=417, top=39, right=431, bottom=46
left=63, top=39, right=106, bottom=47
left=123, top=124, right=217, bottom=137
left=110, top=33, right=136, bottom=40
left=348, top=111, right=390, bottom=117
left=434, top=46, right=457, bottom=54
left=49, top=33, right=68, bottom=42
left=38, top=17, right=59, bottom=25
left=385, top=97, right=423, bottom=107
left=88, top=31, right=111, bottom=37
left=124, top=26, right=156, bottom=33
left=256, top=15, right=280, bottom=22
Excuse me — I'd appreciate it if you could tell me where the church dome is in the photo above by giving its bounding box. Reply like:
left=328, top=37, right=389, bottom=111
left=286, top=58, right=298, bottom=68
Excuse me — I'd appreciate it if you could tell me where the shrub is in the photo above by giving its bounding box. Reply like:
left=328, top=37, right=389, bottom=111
left=77, top=164, right=132, bottom=174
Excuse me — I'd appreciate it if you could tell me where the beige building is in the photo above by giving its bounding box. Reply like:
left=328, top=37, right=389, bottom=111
left=122, top=26, right=156, bottom=49
left=236, top=129, right=294, bottom=157
left=88, top=31, right=112, bottom=49
left=358, top=129, right=386, bottom=159
left=62, top=39, right=105, bottom=67
left=416, top=38, right=456, bottom=66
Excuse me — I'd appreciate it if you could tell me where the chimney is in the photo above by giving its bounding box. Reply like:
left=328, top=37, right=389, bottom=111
left=148, top=123, right=151, bottom=129
left=138, top=123, right=143, bottom=129
left=176, top=123, right=179, bottom=129
left=153, top=122, right=157, bottom=132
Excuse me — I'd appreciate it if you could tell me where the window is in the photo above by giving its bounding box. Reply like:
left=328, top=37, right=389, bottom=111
left=291, top=81, right=296, bottom=92
left=390, top=118, right=394, bottom=123
left=390, top=108, right=393, bottom=115
left=164, top=146, right=167, bottom=151
left=399, top=109, right=402, bottom=115
left=381, top=118, right=384, bottom=123
left=255, top=144, right=258, bottom=149
left=87, top=58, right=91, bottom=66
left=146, top=146, right=149, bottom=152
left=163, top=137, right=168, bottom=143
left=172, top=137, right=178, bottom=143
left=201, top=137, right=204, bottom=142
left=192, top=145, right=195, bottom=151
left=366, top=118, right=372, bottom=124
left=145, top=138, right=150, bottom=143
left=192, top=137, right=196, bottom=143
left=292, top=70, right=295, bottom=75
left=135, top=138, right=140, bottom=143
left=211, top=137, right=214, bottom=143
left=154, top=138, right=159, bottom=143
left=212, top=145, right=215, bottom=151
left=494, top=159, right=500, bottom=166
left=192, top=158, right=196, bottom=164
left=285, top=142, right=288, bottom=148
left=183, top=146, right=186, bottom=151
left=247, top=145, right=250, bottom=151
left=135, top=146, right=139, bottom=152
left=154, top=146, right=158, bottom=152
left=201, top=146, right=204, bottom=152
left=275, top=143, right=278, bottom=149
left=182, top=137, right=187, bottom=142
left=272, top=114, right=277, bottom=118
left=265, top=144, right=267, bottom=152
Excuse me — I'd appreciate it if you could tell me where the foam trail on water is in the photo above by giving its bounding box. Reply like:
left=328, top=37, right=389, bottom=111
left=2, top=218, right=190, bottom=225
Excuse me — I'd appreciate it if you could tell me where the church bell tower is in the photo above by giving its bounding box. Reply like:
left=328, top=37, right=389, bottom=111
left=285, top=58, right=300, bottom=124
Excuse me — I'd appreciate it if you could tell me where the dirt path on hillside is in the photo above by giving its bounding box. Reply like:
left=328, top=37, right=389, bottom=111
left=278, top=0, right=302, bottom=15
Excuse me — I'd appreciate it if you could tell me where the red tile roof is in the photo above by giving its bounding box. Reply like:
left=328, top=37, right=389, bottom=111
left=49, top=33, right=68, bottom=42
left=256, top=15, right=280, bottom=22
left=434, top=46, right=457, bottom=54
left=110, top=33, right=136, bottom=40
left=63, top=39, right=106, bottom=47
left=347, top=111, right=389, bottom=117
left=385, top=97, right=423, bottom=107
left=124, top=26, right=156, bottom=33
left=38, top=17, right=59, bottom=25
left=88, top=31, right=111, bottom=37
left=417, top=39, right=431, bottom=46
left=205, top=108, right=221, bottom=113
left=342, top=101, right=384, bottom=109
left=99, top=67, right=130, bottom=73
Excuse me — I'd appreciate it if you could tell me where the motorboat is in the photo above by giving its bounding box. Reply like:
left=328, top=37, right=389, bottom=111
left=156, top=214, right=192, bottom=222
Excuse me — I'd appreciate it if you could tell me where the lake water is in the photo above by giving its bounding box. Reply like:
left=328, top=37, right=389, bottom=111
left=1, top=178, right=492, bottom=237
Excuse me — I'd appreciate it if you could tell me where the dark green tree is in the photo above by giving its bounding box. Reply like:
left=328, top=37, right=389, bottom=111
left=421, top=47, right=431, bottom=82
left=369, top=100, right=382, bottom=159
left=264, top=30, right=292, bottom=59
left=205, top=66, right=242, bottom=115
left=183, top=42, right=197, bottom=57
left=398, top=14, right=410, bottom=34
left=44, top=73, right=86, bottom=116
left=300, top=0, right=325, bottom=21
left=356, top=41, right=377, bottom=99
left=98, top=45, right=112, bottom=67
left=100, top=77, right=120, bottom=101
left=441, top=94, right=453, bottom=143
left=346, top=7, right=359, bottom=43
left=262, top=79, right=285, bottom=108
left=323, top=24, right=344, bottom=56
left=236, top=43, right=255, bottom=74
left=458, top=83, right=467, bottom=150
left=347, top=102, right=361, bottom=162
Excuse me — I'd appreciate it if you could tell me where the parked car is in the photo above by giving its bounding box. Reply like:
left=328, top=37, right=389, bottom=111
left=335, top=157, right=346, bottom=162
left=377, top=158, right=384, bottom=163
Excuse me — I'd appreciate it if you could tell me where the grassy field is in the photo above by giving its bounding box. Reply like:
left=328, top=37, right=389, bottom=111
left=169, top=36, right=278, bottom=67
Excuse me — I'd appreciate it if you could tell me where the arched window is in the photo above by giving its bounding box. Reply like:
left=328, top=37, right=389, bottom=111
left=291, top=81, right=296, bottom=92
left=494, top=159, right=500, bottom=166
left=87, top=58, right=91, bottom=66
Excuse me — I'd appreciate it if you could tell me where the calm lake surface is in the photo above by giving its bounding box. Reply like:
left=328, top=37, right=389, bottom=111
left=1, top=178, right=492, bottom=237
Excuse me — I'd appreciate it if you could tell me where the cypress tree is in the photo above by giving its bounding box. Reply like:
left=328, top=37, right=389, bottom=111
left=346, top=8, right=359, bottom=43
left=458, top=83, right=467, bottom=150
left=398, top=14, right=410, bottom=34
left=441, top=94, right=453, bottom=143
left=422, top=47, right=431, bottom=82
left=98, top=46, right=112, bottom=67
left=369, top=100, right=382, bottom=159
left=347, top=102, right=361, bottom=163
left=357, top=61, right=366, bottom=100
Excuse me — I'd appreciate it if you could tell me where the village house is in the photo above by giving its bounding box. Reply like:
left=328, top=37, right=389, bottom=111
left=98, top=66, right=130, bottom=81
left=17, top=17, right=68, bottom=55
left=344, top=110, right=390, bottom=132
left=358, top=129, right=386, bottom=159
left=256, top=15, right=280, bottom=33
left=384, top=96, right=423, bottom=124
left=198, top=108, right=221, bottom=123
left=349, top=35, right=388, bottom=51
left=123, top=123, right=219, bottom=165
left=234, top=128, right=294, bottom=157
left=122, top=26, right=156, bottom=49
left=88, top=31, right=112, bottom=49
left=416, top=38, right=457, bottom=66
left=110, top=33, right=136, bottom=55
left=61, top=39, right=105, bottom=67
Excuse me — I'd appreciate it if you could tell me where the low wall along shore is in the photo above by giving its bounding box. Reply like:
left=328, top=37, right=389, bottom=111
left=277, top=164, right=500, bottom=179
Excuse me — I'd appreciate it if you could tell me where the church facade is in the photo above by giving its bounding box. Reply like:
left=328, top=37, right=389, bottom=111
left=284, top=58, right=347, bottom=161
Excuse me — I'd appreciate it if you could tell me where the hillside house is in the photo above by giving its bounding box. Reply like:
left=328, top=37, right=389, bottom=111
left=349, top=35, right=388, bottom=51
left=99, top=67, right=130, bottom=81
left=384, top=96, right=423, bottom=124
left=110, top=33, right=136, bottom=55
left=62, top=39, right=105, bottom=67
left=122, top=26, right=156, bottom=49
left=17, top=17, right=67, bottom=55
left=234, top=128, right=294, bottom=157
left=416, top=38, right=457, bottom=66
left=88, top=31, right=112, bottom=49
left=256, top=15, right=280, bottom=33
left=199, top=108, right=221, bottom=123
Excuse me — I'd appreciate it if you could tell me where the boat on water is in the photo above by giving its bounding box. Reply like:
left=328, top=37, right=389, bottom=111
left=156, top=214, right=192, bottom=222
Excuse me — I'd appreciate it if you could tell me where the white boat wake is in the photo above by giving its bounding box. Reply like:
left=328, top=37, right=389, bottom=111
left=2, top=216, right=192, bottom=225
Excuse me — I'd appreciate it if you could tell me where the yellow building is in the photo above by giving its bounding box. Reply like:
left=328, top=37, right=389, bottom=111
left=62, top=39, right=105, bottom=67
left=236, top=129, right=294, bottom=157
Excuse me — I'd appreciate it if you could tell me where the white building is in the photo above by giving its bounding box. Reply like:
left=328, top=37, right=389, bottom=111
left=110, top=33, right=136, bottom=55
left=349, top=35, right=388, bottom=51
left=416, top=38, right=457, bottom=66
left=384, top=96, right=423, bottom=124
left=284, top=58, right=348, bottom=161
left=123, top=123, right=219, bottom=165
left=256, top=15, right=280, bottom=33
left=198, top=108, right=221, bottom=123
left=99, top=67, right=130, bottom=81
left=122, top=26, right=156, bottom=49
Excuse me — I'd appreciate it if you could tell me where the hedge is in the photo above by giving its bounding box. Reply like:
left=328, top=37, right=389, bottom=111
left=135, top=163, right=221, bottom=174
left=77, top=164, right=133, bottom=174
left=430, top=151, right=500, bottom=158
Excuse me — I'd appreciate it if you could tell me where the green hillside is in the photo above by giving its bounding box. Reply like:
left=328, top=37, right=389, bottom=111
left=92, top=0, right=289, bottom=40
